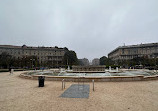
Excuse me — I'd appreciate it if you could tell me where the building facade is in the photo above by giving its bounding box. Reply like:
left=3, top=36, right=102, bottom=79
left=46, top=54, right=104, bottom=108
left=78, top=58, right=89, bottom=66
left=108, top=43, right=158, bottom=62
left=92, top=58, right=100, bottom=66
left=0, top=45, right=67, bottom=67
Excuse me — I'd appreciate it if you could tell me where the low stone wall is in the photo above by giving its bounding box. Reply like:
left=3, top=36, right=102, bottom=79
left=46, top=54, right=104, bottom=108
left=19, top=73, right=158, bottom=82
left=144, top=76, right=158, bottom=81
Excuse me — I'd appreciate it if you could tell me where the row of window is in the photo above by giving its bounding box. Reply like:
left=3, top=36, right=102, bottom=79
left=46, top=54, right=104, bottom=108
left=0, top=49, right=64, bottom=56
left=122, top=48, right=158, bottom=55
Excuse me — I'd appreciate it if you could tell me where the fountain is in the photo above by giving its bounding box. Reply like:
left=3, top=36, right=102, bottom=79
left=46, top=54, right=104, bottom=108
left=109, top=66, right=111, bottom=72
left=116, top=67, right=119, bottom=72
left=68, top=66, right=70, bottom=71
left=58, top=68, right=66, bottom=76
left=20, top=67, right=158, bottom=82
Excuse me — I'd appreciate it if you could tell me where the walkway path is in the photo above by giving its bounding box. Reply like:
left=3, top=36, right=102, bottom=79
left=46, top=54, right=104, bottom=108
left=0, top=71, right=158, bottom=111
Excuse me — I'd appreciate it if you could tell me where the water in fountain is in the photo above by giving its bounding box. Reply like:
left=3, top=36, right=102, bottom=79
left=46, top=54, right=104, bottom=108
left=26, top=68, right=156, bottom=77
left=116, top=67, right=119, bottom=72
left=58, top=68, right=66, bottom=76
left=83, top=73, right=86, bottom=77
left=68, top=66, right=70, bottom=71
left=109, top=66, right=111, bottom=72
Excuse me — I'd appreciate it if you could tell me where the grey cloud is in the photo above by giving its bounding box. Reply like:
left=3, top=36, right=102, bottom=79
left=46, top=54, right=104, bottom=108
left=0, top=0, right=158, bottom=60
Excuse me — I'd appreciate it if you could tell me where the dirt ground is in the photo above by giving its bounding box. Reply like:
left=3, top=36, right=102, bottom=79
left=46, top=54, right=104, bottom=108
left=0, top=71, right=158, bottom=111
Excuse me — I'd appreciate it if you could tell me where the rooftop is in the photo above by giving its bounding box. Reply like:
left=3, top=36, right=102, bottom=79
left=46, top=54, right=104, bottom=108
left=0, top=45, right=66, bottom=50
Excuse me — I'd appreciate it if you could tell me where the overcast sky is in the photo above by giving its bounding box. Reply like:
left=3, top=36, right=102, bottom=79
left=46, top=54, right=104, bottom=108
left=0, top=0, right=158, bottom=60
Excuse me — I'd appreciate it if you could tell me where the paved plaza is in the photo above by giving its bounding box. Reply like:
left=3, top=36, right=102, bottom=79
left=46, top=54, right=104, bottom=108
left=0, top=71, right=158, bottom=111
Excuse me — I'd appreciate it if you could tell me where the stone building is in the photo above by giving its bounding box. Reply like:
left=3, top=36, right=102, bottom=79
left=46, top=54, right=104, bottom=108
left=78, top=58, right=89, bottom=66
left=92, top=58, right=100, bottom=66
left=108, top=43, right=158, bottom=62
left=0, top=45, right=67, bottom=67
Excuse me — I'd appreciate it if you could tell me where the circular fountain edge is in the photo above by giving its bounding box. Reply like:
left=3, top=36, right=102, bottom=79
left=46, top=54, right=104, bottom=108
left=19, top=72, right=158, bottom=82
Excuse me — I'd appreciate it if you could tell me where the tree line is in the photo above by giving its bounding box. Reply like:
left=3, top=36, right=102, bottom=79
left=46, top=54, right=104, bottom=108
left=99, top=56, right=158, bottom=69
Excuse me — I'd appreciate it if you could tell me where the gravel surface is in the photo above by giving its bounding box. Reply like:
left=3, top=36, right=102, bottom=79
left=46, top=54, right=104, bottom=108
left=0, top=71, right=158, bottom=111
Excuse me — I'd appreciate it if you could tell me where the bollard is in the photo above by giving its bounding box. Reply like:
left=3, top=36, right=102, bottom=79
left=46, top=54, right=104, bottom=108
left=64, top=79, right=65, bottom=89
left=62, top=79, right=64, bottom=90
left=92, top=79, right=94, bottom=91
left=62, top=79, right=65, bottom=90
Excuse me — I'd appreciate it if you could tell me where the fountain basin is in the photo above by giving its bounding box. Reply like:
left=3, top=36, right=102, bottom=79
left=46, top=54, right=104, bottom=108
left=19, top=69, right=158, bottom=82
